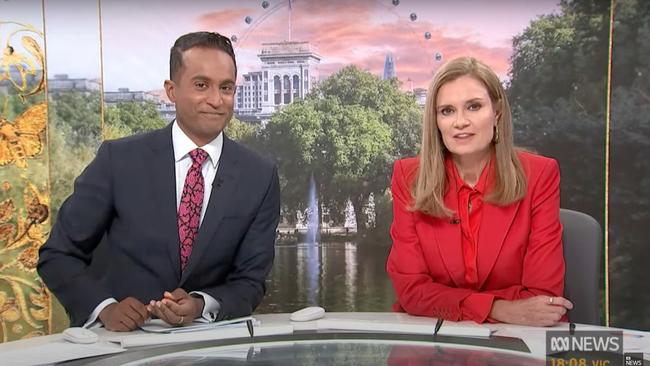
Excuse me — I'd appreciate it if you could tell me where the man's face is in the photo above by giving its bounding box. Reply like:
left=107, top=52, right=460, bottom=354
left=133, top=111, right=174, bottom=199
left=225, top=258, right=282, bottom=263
left=164, top=47, right=236, bottom=146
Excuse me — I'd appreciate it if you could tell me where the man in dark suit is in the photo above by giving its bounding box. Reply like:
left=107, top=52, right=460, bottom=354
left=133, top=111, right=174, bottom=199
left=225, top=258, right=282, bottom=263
left=37, top=32, right=280, bottom=331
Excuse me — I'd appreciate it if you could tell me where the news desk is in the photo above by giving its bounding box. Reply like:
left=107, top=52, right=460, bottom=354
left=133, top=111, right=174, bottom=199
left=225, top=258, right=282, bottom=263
left=1, top=312, right=648, bottom=365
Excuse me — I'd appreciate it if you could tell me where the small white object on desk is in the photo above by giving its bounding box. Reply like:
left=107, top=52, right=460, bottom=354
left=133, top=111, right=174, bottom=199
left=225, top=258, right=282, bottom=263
left=290, top=306, right=326, bottom=322
left=62, top=327, right=99, bottom=344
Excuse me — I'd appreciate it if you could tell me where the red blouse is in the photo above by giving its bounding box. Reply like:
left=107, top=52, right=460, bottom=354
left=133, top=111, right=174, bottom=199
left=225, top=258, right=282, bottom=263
left=447, top=156, right=494, bottom=289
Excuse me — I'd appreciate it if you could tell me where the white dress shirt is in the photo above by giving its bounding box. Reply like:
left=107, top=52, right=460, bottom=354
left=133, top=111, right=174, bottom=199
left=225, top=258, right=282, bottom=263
left=84, top=121, right=223, bottom=328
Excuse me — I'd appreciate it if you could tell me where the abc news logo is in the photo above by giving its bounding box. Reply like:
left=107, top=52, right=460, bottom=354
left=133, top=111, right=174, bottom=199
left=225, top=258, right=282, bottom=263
left=546, top=331, right=623, bottom=354
left=624, top=354, right=644, bottom=366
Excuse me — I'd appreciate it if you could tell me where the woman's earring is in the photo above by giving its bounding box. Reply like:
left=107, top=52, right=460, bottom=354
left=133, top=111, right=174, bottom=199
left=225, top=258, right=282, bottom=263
left=493, top=124, right=500, bottom=144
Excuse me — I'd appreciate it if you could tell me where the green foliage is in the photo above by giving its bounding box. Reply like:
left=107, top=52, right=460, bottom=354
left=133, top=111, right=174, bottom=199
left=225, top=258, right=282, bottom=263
left=607, top=0, right=650, bottom=329
left=509, top=0, right=610, bottom=223
left=104, top=101, right=167, bottom=139
left=611, top=0, right=650, bottom=89
left=510, top=0, right=650, bottom=329
left=315, top=66, right=422, bottom=158
left=48, top=92, right=102, bottom=219
left=509, top=0, right=610, bottom=113
left=258, top=101, right=323, bottom=223
left=48, top=92, right=102, bottom=145
left=509, top=0, right=610, bottom=323
left=256, top=66, right=421, bottom=233
left=225, top=117, right=260, bottom=146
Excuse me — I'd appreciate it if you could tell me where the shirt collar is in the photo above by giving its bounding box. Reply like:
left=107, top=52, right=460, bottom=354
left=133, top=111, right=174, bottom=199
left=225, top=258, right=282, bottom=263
left=446, top=153, right=494, bottom=194
left=172, top=120, right=223, bottom=168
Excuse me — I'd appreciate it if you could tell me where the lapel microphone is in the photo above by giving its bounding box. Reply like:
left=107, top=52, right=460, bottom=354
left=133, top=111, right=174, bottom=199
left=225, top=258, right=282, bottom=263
left=449, top=217, right=460, bottom=225
left=214, top=177, right=223, bottom=188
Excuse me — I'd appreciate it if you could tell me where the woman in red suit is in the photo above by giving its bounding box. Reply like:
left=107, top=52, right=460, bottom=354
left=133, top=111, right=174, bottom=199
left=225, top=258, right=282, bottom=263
left=387, top=56, right=573, bottom=326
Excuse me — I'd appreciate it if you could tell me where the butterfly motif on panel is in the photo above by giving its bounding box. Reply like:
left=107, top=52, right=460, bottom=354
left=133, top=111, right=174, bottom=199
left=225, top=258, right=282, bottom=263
left=0, top=103, right=47, bottom=169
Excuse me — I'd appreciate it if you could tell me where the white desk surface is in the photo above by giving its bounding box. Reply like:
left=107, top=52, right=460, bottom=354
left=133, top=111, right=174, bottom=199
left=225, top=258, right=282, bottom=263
left=0, top=312, right=648, bottom=365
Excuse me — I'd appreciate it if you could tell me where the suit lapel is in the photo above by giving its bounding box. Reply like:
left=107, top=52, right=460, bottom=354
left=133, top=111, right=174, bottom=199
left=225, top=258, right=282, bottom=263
left=432, top=177, right=466, bottom=288
left=180, top=136, right=240, bottom=285
left=477, top=200, right=520, bottom=289
left=147, top=124, right=182, bottom=281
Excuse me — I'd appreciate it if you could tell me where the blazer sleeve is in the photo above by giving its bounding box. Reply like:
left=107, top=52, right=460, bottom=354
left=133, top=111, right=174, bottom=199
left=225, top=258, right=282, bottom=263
left=37, top=142, right=116, bottom=326
left=387, top=160, right=493, bottom=322
left=203, top=166, right=280, bottom=321
left=482, top=158, right=565, bottom=302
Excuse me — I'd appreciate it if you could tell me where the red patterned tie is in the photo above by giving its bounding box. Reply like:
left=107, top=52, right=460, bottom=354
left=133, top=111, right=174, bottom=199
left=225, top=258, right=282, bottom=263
left=178, top=148, right=209, bottom=271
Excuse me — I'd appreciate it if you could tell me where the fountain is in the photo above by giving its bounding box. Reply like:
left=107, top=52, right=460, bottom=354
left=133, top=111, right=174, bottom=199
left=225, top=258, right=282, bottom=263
left=305, top=173, right=319, bottom=245
left=303, top=173, right=320, bottom=306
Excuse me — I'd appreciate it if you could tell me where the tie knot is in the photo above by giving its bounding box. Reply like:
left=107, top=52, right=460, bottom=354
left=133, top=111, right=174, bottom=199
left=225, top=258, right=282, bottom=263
left=189, top=148, right=209, bottom=165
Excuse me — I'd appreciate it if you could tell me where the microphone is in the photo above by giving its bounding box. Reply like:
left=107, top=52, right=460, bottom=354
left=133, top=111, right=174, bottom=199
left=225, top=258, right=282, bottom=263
left=214, top=177, right=223, bottom=188
left=449, top=217, right=460, bottom=225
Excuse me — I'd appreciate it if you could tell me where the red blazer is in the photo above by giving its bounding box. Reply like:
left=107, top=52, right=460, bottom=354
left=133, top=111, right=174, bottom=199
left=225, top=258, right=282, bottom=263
left=387, top=151, right=565, bottom=323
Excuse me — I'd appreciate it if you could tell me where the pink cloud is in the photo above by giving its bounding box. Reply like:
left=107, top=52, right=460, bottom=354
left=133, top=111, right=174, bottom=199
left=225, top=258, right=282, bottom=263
left=196, top=1, right=525, bottom=89
left=198, top=8, right=256, bottom=30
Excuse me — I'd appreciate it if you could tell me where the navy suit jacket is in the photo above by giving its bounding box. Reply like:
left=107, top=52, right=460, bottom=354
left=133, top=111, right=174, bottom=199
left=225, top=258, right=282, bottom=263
left=37, top=124, right=280, bottom=326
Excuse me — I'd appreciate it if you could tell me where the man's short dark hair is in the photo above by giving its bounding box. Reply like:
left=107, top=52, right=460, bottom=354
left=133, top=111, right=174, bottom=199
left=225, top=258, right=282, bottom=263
left=169, top=31, right=237, bottom=80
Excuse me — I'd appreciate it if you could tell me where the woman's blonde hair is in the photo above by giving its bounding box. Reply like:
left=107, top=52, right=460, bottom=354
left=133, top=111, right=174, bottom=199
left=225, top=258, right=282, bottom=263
left=412, top=56, right=527, bottom=217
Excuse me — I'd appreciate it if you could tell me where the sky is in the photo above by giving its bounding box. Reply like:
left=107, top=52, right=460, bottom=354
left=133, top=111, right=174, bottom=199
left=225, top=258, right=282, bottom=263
left=2, top=0, right=561, bottom=92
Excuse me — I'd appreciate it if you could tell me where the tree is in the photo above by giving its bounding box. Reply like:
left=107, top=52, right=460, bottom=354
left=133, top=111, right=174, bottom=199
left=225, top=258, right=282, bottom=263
left=509, top=0, right=650, bottom=329
left=607, top=0, right=650, bottom=329
left=258, top=100, right=324, bottom=225
left=508, top=0, right=610, bottom=225
left=224, top=117, right=260, bottom=147
left=259, top=66, right=421, bottom=235
left=315, top=66, right=421, bottom=159
left=312, top=66, right=420, bottom=234
left=318, top=99, right=392, bottom=232
left=103, top=101, right=167, bottom=139
left=509, top=0, right=610, bottom=113
left=48, top=92, right=102, bottom=146
left=48, top=92, right=102, bottom=217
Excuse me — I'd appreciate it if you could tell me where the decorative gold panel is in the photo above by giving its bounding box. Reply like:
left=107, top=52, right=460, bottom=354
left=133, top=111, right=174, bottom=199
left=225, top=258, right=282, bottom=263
left=0, top=17, right=53, bottom=342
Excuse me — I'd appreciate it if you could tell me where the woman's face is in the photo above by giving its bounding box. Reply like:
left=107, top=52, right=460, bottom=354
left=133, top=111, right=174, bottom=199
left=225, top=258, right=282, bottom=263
left=435, top=75, right=498, bottom=162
